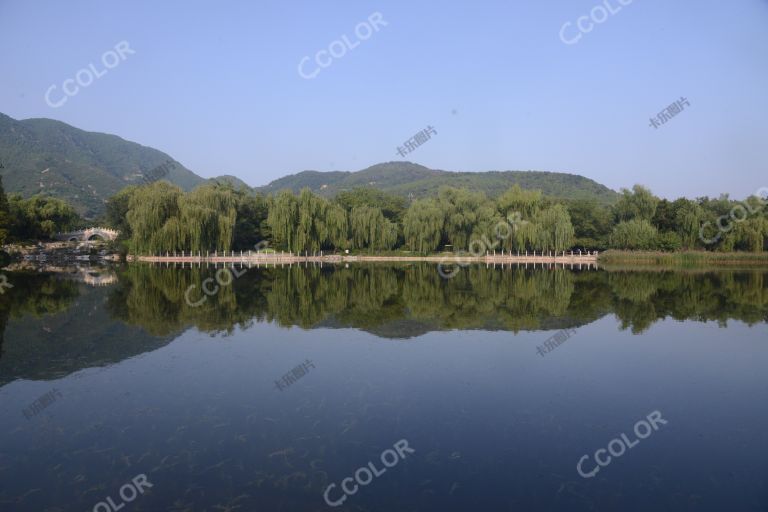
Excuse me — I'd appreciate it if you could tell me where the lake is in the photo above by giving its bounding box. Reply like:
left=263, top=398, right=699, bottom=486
left=1, top=263, right=767, bottom=511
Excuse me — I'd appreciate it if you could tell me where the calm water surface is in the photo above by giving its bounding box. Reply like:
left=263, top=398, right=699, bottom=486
left=0, top=264, right=766, bottom=511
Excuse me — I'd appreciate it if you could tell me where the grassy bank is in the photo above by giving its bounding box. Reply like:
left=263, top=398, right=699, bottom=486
left=598, top=250, right=768, bottom=267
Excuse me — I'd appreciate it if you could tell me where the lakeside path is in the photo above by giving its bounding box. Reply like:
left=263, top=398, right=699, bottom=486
left=133, top=251, right=600, bottom=266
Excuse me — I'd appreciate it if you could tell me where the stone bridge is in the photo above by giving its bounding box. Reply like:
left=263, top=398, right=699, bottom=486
left=55, top=227, right=120, bottom=242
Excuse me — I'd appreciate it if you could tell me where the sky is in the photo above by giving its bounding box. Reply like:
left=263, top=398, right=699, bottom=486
left=1, top=0, right=767, bottom=199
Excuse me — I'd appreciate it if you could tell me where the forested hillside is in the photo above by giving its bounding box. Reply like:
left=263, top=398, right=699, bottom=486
left=0, top=114, right=621, bottom=218
left=256, top=162, right=620, bottom=204
left=0, top=113, right=205, bottom=216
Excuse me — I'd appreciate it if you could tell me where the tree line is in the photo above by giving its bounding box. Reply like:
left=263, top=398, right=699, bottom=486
left=0, top=176, right=80, bottom=245
left=1, top=174, right=766, bottom=254
left=105, top=181, right=767, bottom=255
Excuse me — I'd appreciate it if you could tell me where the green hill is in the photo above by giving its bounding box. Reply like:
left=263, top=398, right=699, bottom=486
left=208, top=174, right=252, bottom=190
left=256, top=162, right=619, bottom=204
left=0, top=113, right=206, bottom=216
left=0, top=113, right=619, bottom=218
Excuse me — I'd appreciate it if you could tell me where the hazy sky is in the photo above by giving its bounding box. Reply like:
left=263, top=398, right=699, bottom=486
left=1, top=0, right=766, bottom=198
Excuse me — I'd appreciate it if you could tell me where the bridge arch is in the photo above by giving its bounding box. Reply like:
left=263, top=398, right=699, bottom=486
left=55, top=227, right=120, bottom=243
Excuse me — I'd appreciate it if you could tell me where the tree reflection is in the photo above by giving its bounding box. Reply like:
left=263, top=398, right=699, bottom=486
left=106, top=264, right=768, bottom=337
left=1, top=265, right=766, bottom=384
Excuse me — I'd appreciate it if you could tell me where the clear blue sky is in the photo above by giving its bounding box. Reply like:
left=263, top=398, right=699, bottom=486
left=1, top=0, right=766, bottom=199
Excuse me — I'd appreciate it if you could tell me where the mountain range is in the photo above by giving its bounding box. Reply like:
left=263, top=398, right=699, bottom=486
left=0, top=113, right=619, bottom=217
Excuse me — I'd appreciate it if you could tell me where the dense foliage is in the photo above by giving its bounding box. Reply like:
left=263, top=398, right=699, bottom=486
left=0, top=176, right=81, bottom=242
left=7, top=174, right=766, bottom=254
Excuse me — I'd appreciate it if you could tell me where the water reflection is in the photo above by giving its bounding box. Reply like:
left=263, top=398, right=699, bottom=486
left=1, top=264, right=766, bottom=384
left=111, top=263, right=768, bottom=336
left=1, top=264, right=767, bottom=511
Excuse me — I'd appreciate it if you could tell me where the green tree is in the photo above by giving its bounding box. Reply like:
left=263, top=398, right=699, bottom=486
left=267, top=190, right=299, bottom=251
left=232, top=192, right=270, bottom=250
left=534, top=204, right=575, bottom=252
left=126, top=182, right=183, bottom=254
left=7, top=194, right=80, bottom=240
left=673, top=200, right=706, bottom=249
left=0, top=176, right=9, bottom=245
left=105, top=186, right=139, bottom=240
left=566, top=199, right=612, bottom=250
left=614, top=185, right=659, bottom=222
left=496, top=185, right=543, bottom=220
left=608, top=219, right=659, bottom=250
left=178, top=184, right=238, bottom=253
left=437, top=187, right=497, bottom=249
left=350, top=206, right=397, bottom=252
left=403, top=198, right=444, bottom=253
left=335, top=188, right=407, bottom=223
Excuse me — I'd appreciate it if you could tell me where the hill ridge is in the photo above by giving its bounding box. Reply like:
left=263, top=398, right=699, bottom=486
left=1, top=113, right=620, bottom=218
left=256, top=161, right=619, bottom=204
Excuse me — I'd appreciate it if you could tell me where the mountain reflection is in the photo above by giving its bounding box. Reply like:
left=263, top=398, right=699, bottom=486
left=1, top=264, right=766, bottom=384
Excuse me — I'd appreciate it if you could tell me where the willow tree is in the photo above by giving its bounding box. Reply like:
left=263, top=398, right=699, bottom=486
left=324, top=202, right=349, bottom=250
left=266, top=190, right=299, bottom=251
left=534, top=204, right=575, bottom=252
left=674, top=201, right=705, bottom=249
left=498, top=214, right=538, bottom=253
left=293, top=188, right=345, bottom=253
left=126, top=182, right=183, bottom=254
left=350, top=206, right=397, bottom=252
left=469, top=202, right=503, bottom=250
left=178, top=184, right=238, bottom=252
left=266, top=189, right=348, bottom=253
left=608, top=219, right=658, bottom=250
left=495, top=185, right=544, bottom=252
left=496, top=184, right=543, bottom=220
left=403, top=198, right=444, bottom=253
left=437, top=187, right=497, bottom=249
left=732, top=217, right=768, bottom=252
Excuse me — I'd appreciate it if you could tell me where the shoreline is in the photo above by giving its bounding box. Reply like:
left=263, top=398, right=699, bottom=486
left=132, top=252, right=600, bottom=265
left=598, top=250, right=768, bottom=267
